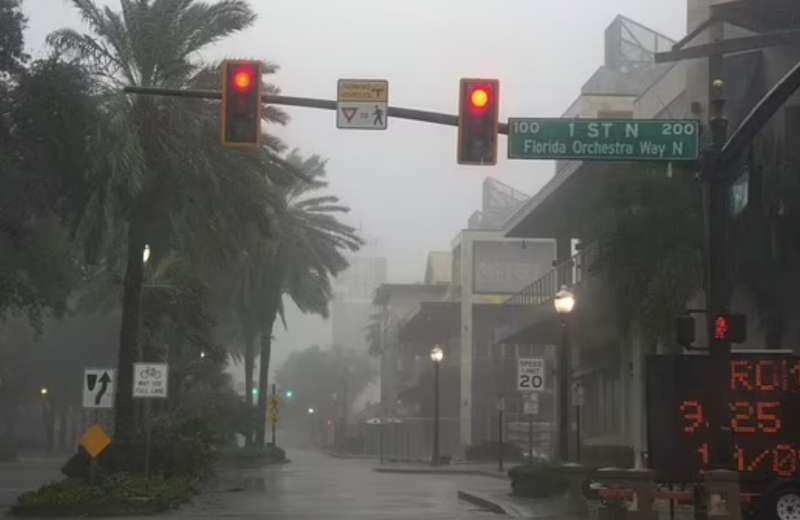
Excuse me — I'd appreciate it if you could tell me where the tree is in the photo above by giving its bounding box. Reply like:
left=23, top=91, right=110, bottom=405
left=738, top=134, right=800, bottom=348
left=364, top=310, right=388, bottom=357
left=251, top=152, right=363, bottom=446
left=586, top=164, right=704, bottom=347
left=1, top=61, right=95, bottom=325
left=275, top=344, right=376, bottom=423
left=49, top=0, right=293, bottom=443
left=0, top=0, right=28, bottom=74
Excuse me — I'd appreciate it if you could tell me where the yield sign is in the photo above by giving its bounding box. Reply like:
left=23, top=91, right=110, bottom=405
left=341, top=107, right=358, bottom=122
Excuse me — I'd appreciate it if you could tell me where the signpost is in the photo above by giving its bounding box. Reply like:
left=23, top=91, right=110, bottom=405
left=133, top=363, right=168, bottom=478
left=523, top=393, right=540, bottom=463
left=337, top=79, right=388, bottom=130
left=269, top=383, right=280, bottom=446
left=83, top=369, right=115, bottom=409
left=517, top=357, right=545, bottom=392
left=508, top=118, right=700, bottom=161
left=79, top=424, right=111, bottom=484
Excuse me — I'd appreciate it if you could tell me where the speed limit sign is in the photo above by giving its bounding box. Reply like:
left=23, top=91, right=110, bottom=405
left=518, top=358, right=545, bottom=392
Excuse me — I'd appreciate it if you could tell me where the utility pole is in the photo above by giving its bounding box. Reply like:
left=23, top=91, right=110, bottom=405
left=497, top=395, right=504, bottom=472
left=558, top=320, right=571, bottom=463
left=271, top=383, right=277, bottom=447
left=703, top=20, right=733, bottom=472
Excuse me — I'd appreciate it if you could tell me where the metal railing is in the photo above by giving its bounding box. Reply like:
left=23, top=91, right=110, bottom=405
left=505, top=243, right=597, bottom=306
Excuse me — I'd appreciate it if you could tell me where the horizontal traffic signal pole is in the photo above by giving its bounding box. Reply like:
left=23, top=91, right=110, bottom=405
left=122, top=86, right=510, bottom=135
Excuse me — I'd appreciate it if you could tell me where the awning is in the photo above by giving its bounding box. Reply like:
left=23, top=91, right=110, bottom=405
left=493, top=303, right=563, bottom=346
left=398, top=301, right=460, bottom=344
left=503, top=160, right=617, bottom=239
left=714, top=0, right=800, bottom=33
left=399, top=301, right=513, bottom=345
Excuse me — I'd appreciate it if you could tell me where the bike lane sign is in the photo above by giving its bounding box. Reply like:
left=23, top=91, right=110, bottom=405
left=133, top=363, right=168, bottom=398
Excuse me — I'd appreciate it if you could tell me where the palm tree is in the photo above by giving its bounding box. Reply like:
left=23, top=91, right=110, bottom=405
left=48, top=0, right=293, bottom=441
left=250, top=151, right=363, bottom=446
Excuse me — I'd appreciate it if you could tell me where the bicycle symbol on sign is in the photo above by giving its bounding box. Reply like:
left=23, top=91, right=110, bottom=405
left=139, top=366, right=162, bottom=379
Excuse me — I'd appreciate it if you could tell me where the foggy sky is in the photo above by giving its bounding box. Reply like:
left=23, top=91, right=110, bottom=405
left=22, top=0, right=687, bottom=366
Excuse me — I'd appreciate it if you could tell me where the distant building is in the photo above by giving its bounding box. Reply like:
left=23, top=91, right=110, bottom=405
left=331, top=241, right=388, bottom=351
left=467, top=178, right=529, bottom=230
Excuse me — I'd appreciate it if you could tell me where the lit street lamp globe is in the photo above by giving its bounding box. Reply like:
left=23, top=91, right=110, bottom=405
left=40, top=387, right=48, bottom=397
left=308, top=407, right=315, bottom=415
left=554, top=286, right=575, bottom=314
left=430, top=345, right=444, bottom=363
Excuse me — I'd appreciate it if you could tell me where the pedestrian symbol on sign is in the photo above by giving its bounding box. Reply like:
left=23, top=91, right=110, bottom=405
left=373, top=105, right=384, bottom=127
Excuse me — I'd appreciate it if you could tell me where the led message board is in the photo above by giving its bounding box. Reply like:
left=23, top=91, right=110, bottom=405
left=647, top=354, right=800, bottom=482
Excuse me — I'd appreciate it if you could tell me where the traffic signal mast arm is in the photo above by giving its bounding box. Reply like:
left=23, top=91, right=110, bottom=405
left=122, top=85, right=511, bottom=134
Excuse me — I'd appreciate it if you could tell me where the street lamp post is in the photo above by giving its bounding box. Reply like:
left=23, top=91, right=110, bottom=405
left=554, top=286, right=575, bottom=464
left=430, top=345, right=444, bottom=466
left=39, top=387, right=52, bottom=454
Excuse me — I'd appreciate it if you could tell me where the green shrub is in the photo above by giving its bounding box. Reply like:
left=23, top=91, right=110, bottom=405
left=101, top=474, right=193, bottom=507
left=14, top=474, right=193, bottom=516
left=508, top=459, right=569, bottom=498
left=16, top=480, right=103, bottom=508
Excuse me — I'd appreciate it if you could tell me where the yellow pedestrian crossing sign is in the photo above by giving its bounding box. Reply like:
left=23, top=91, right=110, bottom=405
left=269, top=397, right=280, bottom=425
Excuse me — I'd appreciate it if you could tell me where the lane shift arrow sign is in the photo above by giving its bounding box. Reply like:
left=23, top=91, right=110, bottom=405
left=95, top=372, right=112, bottom=405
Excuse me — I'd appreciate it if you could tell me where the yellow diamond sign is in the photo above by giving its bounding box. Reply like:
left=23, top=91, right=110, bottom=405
left=80, top=424, right=111, bottom=459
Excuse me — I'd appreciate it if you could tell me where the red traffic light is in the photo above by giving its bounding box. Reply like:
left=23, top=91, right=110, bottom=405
left=470, top=87, right=490, bottom=110
left=221, top=60, right=262, bottom=148
left=712, top=313, right=747, bottom=343
left=458, top=78, right=499, bottom=165
left=232, top=66, right=255, bottom=93
left=713, top=316, right=729, bottom=341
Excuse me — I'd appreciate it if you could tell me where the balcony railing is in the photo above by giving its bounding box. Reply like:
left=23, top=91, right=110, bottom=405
left=505, top=243, right=597, bottom=306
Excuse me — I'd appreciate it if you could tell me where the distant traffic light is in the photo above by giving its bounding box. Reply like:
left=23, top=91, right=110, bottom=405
left=251, top=387, right=258, bottom=398
left=221, top=60, right=262, bottom=147
left=285, top=390, right=293, bottom=399
left=712, top=314, right=746, bottom=344
left=458, top=78, right=499, bottom=165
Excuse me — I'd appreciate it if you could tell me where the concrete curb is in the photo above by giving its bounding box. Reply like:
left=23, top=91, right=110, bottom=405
left=458, top=489, right=592, bottom=519
left=373, top=467, right=508, bottom=480
left=326, top=452, right=375, bottom=460
left=458, top=490, right=510, bottom=515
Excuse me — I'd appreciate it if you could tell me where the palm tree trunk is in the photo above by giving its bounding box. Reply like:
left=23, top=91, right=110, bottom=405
left=244, top=329, right=255, bottom=406
left=244, top=328, right=255, bottom=447
left=114, top=219, right=145, bottom=441
left=255, top=305, right=278, bottom=447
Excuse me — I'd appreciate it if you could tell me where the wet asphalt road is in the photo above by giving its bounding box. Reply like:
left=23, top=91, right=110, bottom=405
left=1, top=450, right=501, bottom=519
left=0, top=456, right=63, bottom=512
left=184, top=449, right=501, bottom=519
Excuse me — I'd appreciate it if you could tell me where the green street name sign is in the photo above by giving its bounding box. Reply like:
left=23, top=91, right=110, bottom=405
left=507, top=118, right=700, bottom=161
